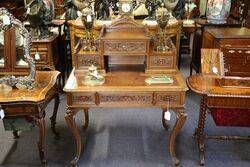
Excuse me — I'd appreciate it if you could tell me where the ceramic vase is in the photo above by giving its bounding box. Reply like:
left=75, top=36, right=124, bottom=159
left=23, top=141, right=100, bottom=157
left=206, top=0, right=231, bottom=24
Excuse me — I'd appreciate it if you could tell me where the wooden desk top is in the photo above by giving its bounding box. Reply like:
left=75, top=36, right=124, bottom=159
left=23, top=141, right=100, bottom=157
left=64, top=69, right=187, bottom=93
left=204, top=27, right=250, bottom=39
left=0, top=71, right=60, bottom=103
left=187, top=74, right=250, bottom=98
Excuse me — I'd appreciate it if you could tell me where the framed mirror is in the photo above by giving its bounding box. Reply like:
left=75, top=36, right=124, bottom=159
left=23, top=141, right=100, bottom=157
left=0, top=26, right=4, bottom=68
left=0, top=7, right=36, bottom=89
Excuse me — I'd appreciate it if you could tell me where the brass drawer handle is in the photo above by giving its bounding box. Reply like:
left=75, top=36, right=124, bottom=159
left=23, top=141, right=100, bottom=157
left=228, top=50, right=235, bottom=53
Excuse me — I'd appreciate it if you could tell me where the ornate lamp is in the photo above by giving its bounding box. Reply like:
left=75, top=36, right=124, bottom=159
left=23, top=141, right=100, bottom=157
left=81, top=7, right=96, bottom=51
left=155, top=7, right=170, bottom=52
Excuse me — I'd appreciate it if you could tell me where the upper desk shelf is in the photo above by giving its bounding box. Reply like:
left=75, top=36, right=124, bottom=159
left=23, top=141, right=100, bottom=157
left=68, top=17, right=180, bottom=74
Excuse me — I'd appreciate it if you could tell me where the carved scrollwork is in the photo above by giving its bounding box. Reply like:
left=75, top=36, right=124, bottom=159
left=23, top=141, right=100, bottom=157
left=100, top=95, right=152, bottom=103
left=151, top=57, right=173, bottom=67
left=78, top=56, right=99, bottom=67
left=72, top=95, right=94, bottom=103
left=158, top=94, right=178, bottom=102
left=104, top=42, right=147, bottom=53
left=0, top=8, right=35, bottom=89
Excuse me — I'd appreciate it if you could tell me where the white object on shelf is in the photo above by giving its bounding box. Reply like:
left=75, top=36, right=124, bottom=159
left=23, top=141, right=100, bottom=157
left=142, top=20, right=157, bottom=26
left=0, top=57, right=5, bottom=66
left=17, top=58, right=28, bottom=66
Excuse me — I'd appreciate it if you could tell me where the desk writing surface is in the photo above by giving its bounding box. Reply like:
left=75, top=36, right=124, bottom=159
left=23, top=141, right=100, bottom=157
left=64, top=70, right=187, bottom=92
left=0, top=71, right=59, bottom=103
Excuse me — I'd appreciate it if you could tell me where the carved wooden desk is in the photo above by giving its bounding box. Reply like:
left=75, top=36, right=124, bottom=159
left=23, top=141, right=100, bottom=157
left=64, top=70, right=188, bottom=166
left=187, top=74, right=250, bottom=165
left=0, top=71, right=60, bottom=166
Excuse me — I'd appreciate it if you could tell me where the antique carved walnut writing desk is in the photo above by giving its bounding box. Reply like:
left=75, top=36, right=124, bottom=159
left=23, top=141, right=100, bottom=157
left=64, top=17, right=188, bottom=166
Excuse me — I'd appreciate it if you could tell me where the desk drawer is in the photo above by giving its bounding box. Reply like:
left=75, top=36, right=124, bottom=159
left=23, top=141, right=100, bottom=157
left=30, top=52, right=48, bottom=64
left=76, top=55, right=101, bottom=70
left=154, top=92, right=183, bottom=107
left=71, top=93, right=96, bottom=105
left=104, top=41, right=147, bottom=54
left=3, top=106, right=38, bottom=115
left=149, top=56, right=174, bottom=69
left=99, top=92, right=153, bottom=106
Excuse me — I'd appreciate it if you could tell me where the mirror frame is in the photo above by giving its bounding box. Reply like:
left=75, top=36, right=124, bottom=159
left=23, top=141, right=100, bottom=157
left=0, top=7, right=36, bottom=89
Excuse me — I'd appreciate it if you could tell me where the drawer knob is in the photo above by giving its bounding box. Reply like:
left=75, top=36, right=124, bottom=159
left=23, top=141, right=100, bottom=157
left=35, top=53, right=40, bottom=60
left=228, top=50, right=235, bottom=53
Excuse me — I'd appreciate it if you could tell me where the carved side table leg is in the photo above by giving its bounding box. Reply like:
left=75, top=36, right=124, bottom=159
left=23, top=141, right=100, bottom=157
left=162, top=108, right=170, bottom=131
left=50, top=93, right=60, bottom=139
left=34, top=116, right=47, bottom=166
left=82, top=108, right=89, bottom=132
left=169, top=108, right=187, bottom=166
left=194, top=97, right=207, bottom=166
left=65, top=109, right=81, bottom=167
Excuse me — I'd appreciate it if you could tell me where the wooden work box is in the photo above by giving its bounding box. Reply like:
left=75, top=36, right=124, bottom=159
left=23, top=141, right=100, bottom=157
left=202, top=27, right=250, bottom=77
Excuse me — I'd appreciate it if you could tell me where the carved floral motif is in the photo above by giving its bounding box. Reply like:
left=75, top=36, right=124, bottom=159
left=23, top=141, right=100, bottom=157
left=104, top=42, right=146, bottom=53
left=151, top=57, right=173, bottom=67
left=78, top=56, right=99, bottom=67
left=100, top=95, right=152, bottom=103
left=158, top=94, right=178, bottom=102
left=73, top=95, right=94, bottom=103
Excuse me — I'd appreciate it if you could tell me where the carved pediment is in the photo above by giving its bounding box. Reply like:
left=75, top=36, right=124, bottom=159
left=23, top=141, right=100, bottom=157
left=99, top=16, right=151, bottom=40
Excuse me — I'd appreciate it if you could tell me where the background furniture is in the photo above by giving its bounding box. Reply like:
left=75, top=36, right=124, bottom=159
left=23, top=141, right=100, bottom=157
left=0, top=0, right=25, bottom=21
left=187, top=47, right=250, bottom=166
left=190, top=18, right=241, bottom=75
left=202, top=27, right=250, bottom=77
left=65, top=17, right=188, bottom=166
left=30, top=34, right=59, bottom=70
left=0, top=71, right=60, bottom=166
left=0, top=27, right=59, bottom=74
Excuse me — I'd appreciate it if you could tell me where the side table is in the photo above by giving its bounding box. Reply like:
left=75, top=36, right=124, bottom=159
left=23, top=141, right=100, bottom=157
left=187, top=74, right=250, bottom=165
left=0, top=71, right=60, bottom=166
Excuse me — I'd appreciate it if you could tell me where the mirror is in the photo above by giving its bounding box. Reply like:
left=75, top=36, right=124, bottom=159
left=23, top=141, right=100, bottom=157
left=15, top=27, right=28, bottom=67
left=0, top=29, right=4, bottom=67
left=0, top=7, right=36, bottom=89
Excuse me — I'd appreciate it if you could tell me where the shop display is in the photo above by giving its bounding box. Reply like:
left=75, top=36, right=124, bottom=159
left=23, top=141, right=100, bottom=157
left=206, top=0, right=231, bottom=24
left=183, top=0, right=196, bottom=25
left=145, top=0, right=162, bottom=20
left=25, top=0, right=55, bottom=38
left=94, top=0, right=110, bottom=20
left=163, top=0, right=179, bottom=24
